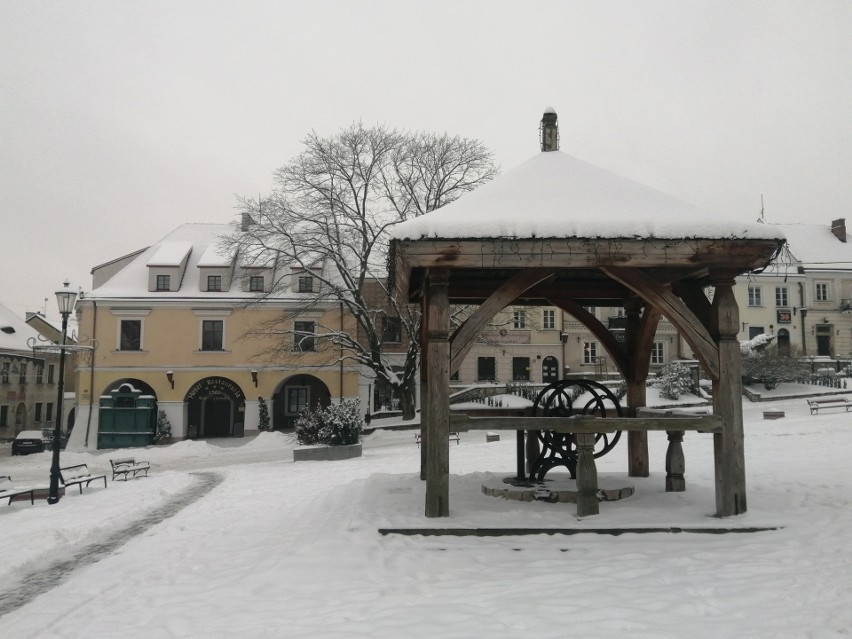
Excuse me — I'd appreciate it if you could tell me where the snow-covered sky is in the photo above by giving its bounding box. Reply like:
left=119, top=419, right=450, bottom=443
left=2, top=1, right=850, bottom=321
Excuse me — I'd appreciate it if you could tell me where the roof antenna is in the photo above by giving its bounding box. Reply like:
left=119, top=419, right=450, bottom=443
left=540, top=107, right=558, bottom=152
left=757, top=194, right=765, bottom=223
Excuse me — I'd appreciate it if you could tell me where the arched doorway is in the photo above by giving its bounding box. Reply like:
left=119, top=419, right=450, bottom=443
left=185, top=377, right=246, bottom=438
left=542, top=356, right=559, bottom=383
left=777, top=329, right=791, bottom=356
left=273, top=374, right=331, bottom=430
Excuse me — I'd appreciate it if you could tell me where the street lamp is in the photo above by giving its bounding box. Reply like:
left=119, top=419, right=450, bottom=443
left=48, top=281, right=78, bottom=505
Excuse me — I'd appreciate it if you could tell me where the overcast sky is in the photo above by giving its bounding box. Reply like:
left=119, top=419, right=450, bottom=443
left=2, top=0, right=850, bottom=323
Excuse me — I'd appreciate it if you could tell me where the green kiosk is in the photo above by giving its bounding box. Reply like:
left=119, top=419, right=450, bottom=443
left=98, top=383, right=156, bottom=449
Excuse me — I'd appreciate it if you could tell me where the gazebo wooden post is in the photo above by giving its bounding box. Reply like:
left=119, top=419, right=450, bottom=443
left=419, top=295, right=429, bottom=480
left=712, top=280, right=747, bottom=516
left=424, top=268, right=451, bottom=517
left=624, top=299, right=649, bottom=477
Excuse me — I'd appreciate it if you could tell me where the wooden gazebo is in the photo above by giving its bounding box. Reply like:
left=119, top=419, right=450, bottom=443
left=389, top=110, right=785, bottom=519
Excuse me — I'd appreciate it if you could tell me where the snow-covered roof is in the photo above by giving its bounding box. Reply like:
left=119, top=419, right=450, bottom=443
left=0, top=302, right=42, bottom=352
left=391, top=151, right=786, bottom=242
left=88, top=223, right=329, bottom=302
left=145, top=241, right=193, bottom=267
left=197, top=243, right=232, bottom=268
left=773, top=223, right=852, bottom=271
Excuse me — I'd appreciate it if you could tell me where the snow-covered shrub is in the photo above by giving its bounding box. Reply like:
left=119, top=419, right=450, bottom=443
left=154, top=410, right=172, bottom=442
left=657, top=363, right=693, bottom=400
left=740, top=333, right=775, bottom=355
left=295, top=399, right=362, bottom=446
left=741, top=348, right=809, bottom=390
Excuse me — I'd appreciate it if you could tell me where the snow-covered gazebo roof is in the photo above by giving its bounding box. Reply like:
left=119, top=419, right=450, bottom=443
left=392, top=150, right=785, bottom=243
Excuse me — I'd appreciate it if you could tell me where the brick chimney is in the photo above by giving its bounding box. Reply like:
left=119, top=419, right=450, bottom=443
left=540, top=107, right=558, bottom=152
left=831, top=218, right=846, bottom=243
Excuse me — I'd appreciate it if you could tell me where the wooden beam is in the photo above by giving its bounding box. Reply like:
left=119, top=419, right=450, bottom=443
left=395, top=238, right=783, bottom=271
left=425, top=268, right=450, bottom=518
left=602, top=266, right=720, bottom=381
left=712, top=280, right=747, bottom=516
left=449, top=412, right=722, bottom=434
left=449, top=268, right=557, bottom=376
left=672, top=280, right=715, bottom=335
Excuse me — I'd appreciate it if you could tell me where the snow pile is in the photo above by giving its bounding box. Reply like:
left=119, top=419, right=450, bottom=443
left=2, top=397, right=852, bottom=637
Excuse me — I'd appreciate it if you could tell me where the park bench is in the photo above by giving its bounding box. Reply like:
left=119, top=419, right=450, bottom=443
left=110, top=458, right=150, bottom=481
left=0, top=475, right=37, bottom=505
left=807, top=398, right=852, bottom=414
left=415, top=431, right=460, bottom=448
left=60, top=464, right=108, bottom=494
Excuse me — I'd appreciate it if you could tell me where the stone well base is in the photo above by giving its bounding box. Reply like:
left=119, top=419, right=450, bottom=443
left=482, top=474, right=634, bottom=504
left=293, top=443, right=362, bottom=462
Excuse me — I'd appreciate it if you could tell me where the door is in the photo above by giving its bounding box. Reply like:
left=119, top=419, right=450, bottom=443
left=542, top=356, right=559, bottom=383
left=203, top=398, right=233, bottom=437
left=816, top=325, right=832, bottom=357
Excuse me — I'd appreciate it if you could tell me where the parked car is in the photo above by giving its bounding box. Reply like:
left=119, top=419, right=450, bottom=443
left=12, top=430, right=46, bottom=455
left=41, top=428, right=67, bottom=450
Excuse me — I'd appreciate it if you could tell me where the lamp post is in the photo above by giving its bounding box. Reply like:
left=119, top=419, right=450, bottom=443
left=48, top=281, right=78, bottom=505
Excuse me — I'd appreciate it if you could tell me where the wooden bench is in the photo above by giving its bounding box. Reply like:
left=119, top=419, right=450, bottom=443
left=0, top=475, right=37, bottom=505
left=807, top=398, right=852, bottom=414
left=110, top=458, right=150, bottom=481
left=60, top=464, right=108, bottom=494
left=415, top=432, right=460, bottom=448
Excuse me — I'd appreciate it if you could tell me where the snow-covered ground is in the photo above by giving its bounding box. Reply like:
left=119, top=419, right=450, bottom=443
left=2, top=390, right=851, bottom=638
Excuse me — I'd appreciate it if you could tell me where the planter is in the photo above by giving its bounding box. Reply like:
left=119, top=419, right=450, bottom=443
left=293, top=442, right=362, bottom=462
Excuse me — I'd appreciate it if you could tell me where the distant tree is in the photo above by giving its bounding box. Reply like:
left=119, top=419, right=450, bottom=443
left=228, top=123, right=498, bottom=420
left=257, top=397, right=271, bottom=431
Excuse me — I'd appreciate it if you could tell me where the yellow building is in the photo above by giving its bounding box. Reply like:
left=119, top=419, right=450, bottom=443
left=69, top=223, right=362, bottom=449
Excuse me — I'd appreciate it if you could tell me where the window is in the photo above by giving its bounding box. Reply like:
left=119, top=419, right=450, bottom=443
left=651, top=342, right=665, bottom=365
left=0, top=406, right=7, bottom=427
left=1, top=366, right=8, bottom=384
left=120, top=320, right=142, bottom=351
left=156, top=274, right=170, bottom=291
left=46, top=403, right=53, bottom=422
left=542, top=309, right=556, bottom=330
left=477, top=357, right=496, bottom=381
left=512, top=309, right=526, bottom=329
left=201, top=320, right=224, bottom=351
left=747, top=285, right=762, bottom=307
left=249, top=276, right=264, bottom=292
left=382, top=317, right=402, bottom=343
left=36, top=365, right=44, bottom=384
left=815, top=282, right=830, bottom=302
left=47, top=364, right=55, bottom=384
left=294, top=321, right=315, bottom=352
left=298, top=275, right=314, bottom=293
left=512, top=357, right=530, bottom=381
left=775, top=286, right=789, bottom=307
left=34, top=403, right=42, bottom=423
left=18, top=364, right=26, bottom=384
left=583, top=341, right=597, bottom=365
left=749, top=326, right=765, bottom=340
left=286, top=387, right=309, bottom=415
left=207, top=275, right=222, bottom=292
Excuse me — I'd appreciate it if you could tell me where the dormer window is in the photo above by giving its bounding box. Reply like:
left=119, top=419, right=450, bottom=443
left=207, top=275, right=222, bottom=292
left=249, top=276, right=264, bottom=292
left=298, top=275, right=314, bottom=293
left=156, top=275, right=170, bottom=291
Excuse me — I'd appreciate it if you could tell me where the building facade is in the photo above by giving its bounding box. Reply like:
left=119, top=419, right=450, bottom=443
left=69, top=223, right=364, bottom=450
left=736, top=218, right=852, bottom=361
left=0, top=303, right=70, bottom=440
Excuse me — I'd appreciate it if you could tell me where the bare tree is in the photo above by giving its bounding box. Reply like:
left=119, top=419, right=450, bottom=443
left=226, top=122, right=497, bottom=420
